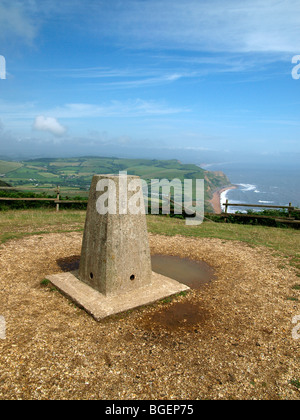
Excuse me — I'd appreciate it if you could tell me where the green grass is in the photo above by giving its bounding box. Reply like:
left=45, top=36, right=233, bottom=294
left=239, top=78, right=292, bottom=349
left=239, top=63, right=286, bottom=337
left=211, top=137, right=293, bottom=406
left=290, top=379, right=300, bottom=389
left=40, top=278, right=50, bottom=286
left=0, top=210, right=299, bottom=270
left=147, top=215, right=300, bottom=258
left=0, top=209, right=86, bottom=243
left=286, top=297, right=299, bottom=302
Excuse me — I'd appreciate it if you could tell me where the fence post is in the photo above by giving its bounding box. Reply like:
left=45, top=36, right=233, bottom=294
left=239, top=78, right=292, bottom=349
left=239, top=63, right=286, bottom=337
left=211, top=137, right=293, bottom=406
left=56, top=186, right=60, bottom=212
left=224, top=199, right=228, bottom=223
left=288, top=203, right=292, bottom=218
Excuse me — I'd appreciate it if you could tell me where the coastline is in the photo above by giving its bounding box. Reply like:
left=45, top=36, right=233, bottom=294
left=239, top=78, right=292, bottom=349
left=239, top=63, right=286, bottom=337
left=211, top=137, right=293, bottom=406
left=209, top=185, right=237, bottom=214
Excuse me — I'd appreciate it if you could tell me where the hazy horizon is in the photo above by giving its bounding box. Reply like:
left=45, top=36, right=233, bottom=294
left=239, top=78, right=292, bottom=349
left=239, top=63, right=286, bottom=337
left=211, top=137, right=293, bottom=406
left=1, top=147, right=300, bottom=170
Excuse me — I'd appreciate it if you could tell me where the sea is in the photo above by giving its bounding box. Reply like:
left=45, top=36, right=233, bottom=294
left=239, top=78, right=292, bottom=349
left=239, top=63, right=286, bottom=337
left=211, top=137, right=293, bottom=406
left=201, top=160, right=300, bottom=213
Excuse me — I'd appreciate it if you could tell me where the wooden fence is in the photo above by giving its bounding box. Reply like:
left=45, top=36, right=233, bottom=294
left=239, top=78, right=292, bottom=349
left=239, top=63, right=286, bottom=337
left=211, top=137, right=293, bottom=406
left=221, top=199, right=300, bottom=225
left=0, top=186, right=299, bottom=225
left=0, top=186, right=88, bottom=211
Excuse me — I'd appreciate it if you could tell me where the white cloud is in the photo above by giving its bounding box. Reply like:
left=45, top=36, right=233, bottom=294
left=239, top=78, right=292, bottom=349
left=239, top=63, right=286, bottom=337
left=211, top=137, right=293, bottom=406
left=33, top=116, right=67, bottom=136
left=2, top=1, right=300, bottom=54
left=83, top=0, right=300, bottom=54
left=48, top=99, right=187, bottom=118
left=0, top=0, right=37, bottom=46
left=0, top=98, right=187, bottom=124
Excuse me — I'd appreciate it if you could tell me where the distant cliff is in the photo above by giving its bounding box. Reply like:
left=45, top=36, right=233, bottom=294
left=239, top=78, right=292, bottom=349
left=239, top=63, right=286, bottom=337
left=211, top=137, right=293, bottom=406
left=203, top=170, right=231, bottom=212
left=204, top=170, right=231, bottom=198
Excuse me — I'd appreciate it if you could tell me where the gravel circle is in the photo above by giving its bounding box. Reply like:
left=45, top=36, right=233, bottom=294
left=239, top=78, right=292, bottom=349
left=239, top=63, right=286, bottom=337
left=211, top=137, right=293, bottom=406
left=0, top=232, right=299, bottom=400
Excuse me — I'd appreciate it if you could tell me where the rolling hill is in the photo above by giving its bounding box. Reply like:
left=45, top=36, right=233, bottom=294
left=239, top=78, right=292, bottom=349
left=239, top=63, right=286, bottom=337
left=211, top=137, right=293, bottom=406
left=0, top=157, right=231, bottom=211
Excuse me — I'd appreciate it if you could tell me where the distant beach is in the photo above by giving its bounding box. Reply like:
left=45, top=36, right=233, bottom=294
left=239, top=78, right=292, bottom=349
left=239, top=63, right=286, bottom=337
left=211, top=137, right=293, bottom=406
left=209, top=185, right=237, bottom=214
left=202, top=161, right=300, bottom=213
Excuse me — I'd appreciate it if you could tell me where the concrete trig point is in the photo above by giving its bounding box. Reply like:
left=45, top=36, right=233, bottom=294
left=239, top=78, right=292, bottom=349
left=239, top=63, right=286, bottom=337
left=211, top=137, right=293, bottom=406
left=46, top=174, right=189, bottom=321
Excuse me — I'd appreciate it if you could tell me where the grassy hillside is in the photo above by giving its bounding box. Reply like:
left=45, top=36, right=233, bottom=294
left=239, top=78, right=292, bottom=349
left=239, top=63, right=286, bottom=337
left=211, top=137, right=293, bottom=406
left=0, top=160, right=23, bottom=174
left=0, top=156, right=231, bottom=211
left=0, top=179, right=11, bottom=188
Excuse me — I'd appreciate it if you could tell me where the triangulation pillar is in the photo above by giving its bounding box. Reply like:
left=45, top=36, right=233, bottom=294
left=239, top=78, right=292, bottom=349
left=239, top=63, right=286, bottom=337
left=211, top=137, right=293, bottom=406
left=46, top=173, right=189, bottom=320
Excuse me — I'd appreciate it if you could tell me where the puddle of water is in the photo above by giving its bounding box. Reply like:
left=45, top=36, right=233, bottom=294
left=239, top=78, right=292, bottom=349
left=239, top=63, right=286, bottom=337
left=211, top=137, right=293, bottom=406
left=57, top=254, right=215, bottom=291
left=151, top=254, right=215, bottom=289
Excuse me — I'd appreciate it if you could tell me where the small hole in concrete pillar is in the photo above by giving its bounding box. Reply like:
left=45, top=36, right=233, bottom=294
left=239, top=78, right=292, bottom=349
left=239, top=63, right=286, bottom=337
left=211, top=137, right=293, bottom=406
left=90, top=272, right=94, bottom=280
left=130, top=274, right=135, bottom=281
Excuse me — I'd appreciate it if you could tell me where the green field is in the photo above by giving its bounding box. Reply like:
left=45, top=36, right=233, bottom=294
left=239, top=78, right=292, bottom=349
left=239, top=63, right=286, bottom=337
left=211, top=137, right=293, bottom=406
left=0, top=156, right=231, bottom=211
left=0, top=160, right=23, bottom=174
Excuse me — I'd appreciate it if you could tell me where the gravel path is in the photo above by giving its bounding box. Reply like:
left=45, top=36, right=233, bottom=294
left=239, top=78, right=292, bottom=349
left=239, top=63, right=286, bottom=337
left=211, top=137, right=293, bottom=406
left=0, top=232, right=299, bottom=400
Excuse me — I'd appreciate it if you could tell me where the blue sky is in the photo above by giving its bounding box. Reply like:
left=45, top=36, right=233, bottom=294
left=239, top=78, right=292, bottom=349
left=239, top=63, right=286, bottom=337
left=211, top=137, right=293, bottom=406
left=0, top=0, right=300, bottom=162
